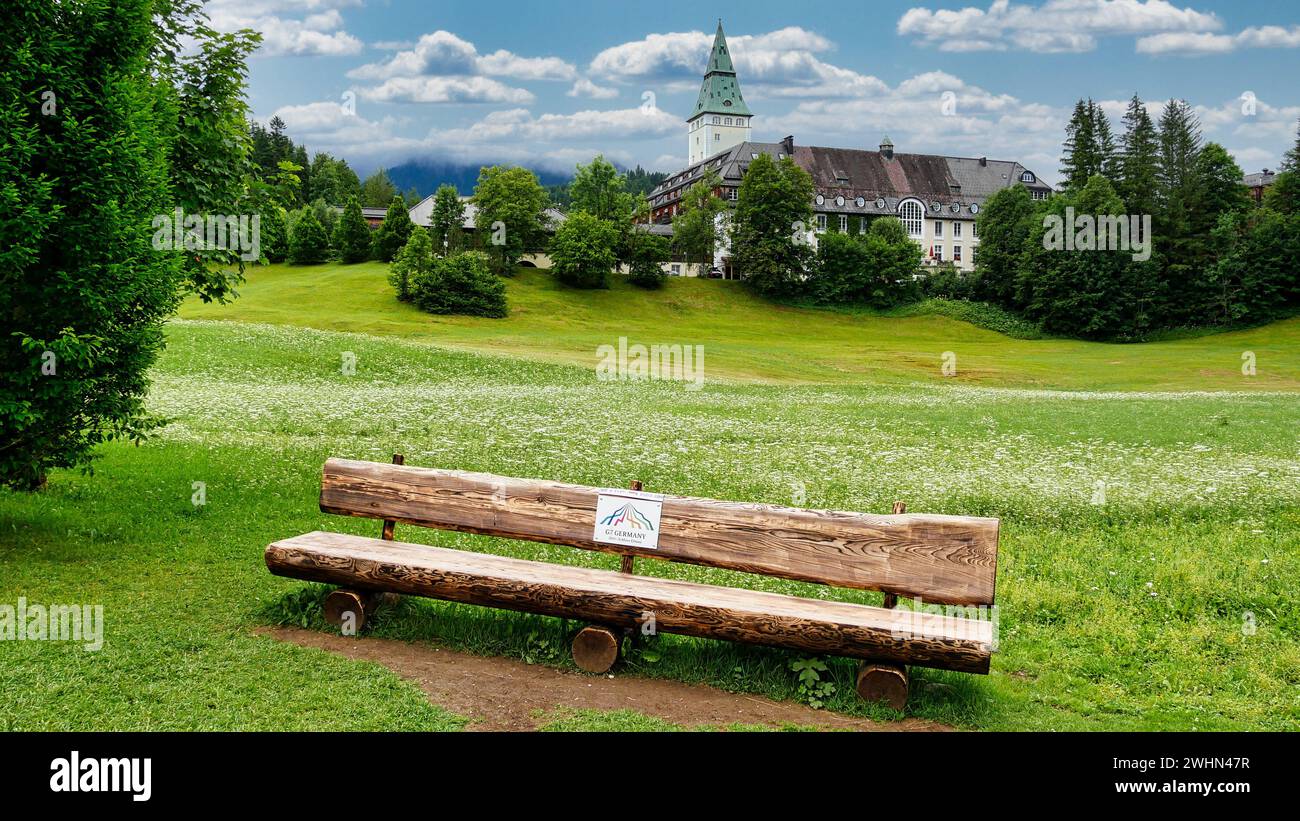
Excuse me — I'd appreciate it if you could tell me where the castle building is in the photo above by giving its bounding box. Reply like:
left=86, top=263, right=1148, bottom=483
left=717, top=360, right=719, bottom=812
left=649, top=21, right=1054, bottom=276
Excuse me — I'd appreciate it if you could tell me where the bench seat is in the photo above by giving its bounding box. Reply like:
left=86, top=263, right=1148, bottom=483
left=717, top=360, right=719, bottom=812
left=266, top=530, right=993, bottom=674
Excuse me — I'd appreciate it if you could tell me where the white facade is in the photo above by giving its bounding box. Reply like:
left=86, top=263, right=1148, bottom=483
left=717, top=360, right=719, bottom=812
left=809, top=197, right=982, bottom=272
left=687, top=114, right=752, bottom=166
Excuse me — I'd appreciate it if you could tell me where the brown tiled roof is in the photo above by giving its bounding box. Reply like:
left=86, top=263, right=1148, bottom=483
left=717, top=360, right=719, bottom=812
left=794, top=147, right=954, bottom=200
left=647, top=139, right=1052, bottom=221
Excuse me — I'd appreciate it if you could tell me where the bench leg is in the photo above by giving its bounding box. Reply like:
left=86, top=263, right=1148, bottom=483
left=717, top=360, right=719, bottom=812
left=323, top=589, right=395, bottom=634
left=856, top=661, right=909, bottom=710
left=571, top=624, right=621, bottom=673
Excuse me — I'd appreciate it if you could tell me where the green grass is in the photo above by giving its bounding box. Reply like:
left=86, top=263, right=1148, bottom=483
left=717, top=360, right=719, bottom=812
left=180, top=262, right=1300, bottom=391
left=535, top=708, right=815, bottom=732
left=3, top=261, right=1297, bottom=731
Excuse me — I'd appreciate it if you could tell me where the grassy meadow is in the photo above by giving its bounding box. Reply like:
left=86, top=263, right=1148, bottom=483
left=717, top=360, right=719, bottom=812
left=182, top=263, right=1300, bottom=390
left=1, top=262, right=1297, bottom=731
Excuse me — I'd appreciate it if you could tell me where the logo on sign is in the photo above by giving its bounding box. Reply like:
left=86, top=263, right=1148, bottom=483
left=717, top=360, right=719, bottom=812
left=599, top=503, right=655, bottom=532
left=593, top=490, right=663, bottom=550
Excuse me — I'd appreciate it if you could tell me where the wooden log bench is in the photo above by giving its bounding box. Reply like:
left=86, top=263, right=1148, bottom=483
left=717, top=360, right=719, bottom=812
left=265, top=456, right=999, bottom=709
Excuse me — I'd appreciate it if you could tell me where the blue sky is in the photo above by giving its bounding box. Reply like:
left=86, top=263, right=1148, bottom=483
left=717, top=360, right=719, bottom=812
left=212, top=0, right=1300, bottom=185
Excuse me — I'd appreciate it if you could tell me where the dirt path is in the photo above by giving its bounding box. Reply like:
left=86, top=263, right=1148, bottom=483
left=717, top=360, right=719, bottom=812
left=261, top=626, right=953, bottom=732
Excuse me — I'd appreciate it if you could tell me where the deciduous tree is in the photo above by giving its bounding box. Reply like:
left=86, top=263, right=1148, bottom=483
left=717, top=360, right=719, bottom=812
left=730, top=154, right=815, bottom=297
left=472, top=166, right=550, bottom=275
left=549, top=211, right=619, bottom=288
left=1, top=0, right=258, bottom=488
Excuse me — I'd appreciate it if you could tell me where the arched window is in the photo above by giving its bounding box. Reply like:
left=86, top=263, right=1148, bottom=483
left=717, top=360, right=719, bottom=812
left=1021, top=171, right=1035, bottom=183
left=898, top=199, right=924, bottom=238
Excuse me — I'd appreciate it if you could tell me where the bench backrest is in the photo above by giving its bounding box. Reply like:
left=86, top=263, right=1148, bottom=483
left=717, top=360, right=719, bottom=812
left=319, top=458, right=999, bottom=606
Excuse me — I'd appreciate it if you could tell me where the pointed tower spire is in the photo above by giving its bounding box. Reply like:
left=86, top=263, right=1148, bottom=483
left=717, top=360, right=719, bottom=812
left=686, top=19, right=753, bottom=165
left=707, top=19, right=736, bottom=73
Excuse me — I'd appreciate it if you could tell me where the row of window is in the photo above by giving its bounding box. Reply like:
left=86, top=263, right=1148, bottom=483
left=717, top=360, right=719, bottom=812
left=813, top=210, right=977, bottom=241
left=933, top=220, right=966, bottom=238
left=931, top=244, right=968, bottom=263
left=655, top=189, right=737, bottom=218
left=816, top=193, right=981, bottom=217
left=691, top=116, right=748, bottom=130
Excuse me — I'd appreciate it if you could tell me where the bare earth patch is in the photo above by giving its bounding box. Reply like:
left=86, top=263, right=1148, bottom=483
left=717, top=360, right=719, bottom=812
left=261, top=627, right=953, bottom=732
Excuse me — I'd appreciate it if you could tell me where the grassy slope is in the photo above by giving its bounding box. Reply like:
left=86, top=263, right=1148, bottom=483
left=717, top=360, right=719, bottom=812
left=180, top=262, right=1300, bottom=391
left=2, top=320, right=1296, bottom=731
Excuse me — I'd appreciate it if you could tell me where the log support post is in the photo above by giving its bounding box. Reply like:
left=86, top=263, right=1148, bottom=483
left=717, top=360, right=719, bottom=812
left=324, top=453, right=405, bottom=634
left=856, top=500, right=910, bottom=709
left=574, top=480, right=644, bottom=672
left=323, top=590, right=397, bottom=633
left=571, top=624, right=622, bottom=674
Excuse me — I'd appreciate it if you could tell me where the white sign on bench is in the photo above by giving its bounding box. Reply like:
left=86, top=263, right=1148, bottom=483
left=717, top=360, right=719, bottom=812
left=592, top=488, right=664, bottom=550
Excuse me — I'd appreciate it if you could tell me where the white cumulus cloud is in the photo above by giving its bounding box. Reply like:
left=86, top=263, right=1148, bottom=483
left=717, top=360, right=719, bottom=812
left=346, top=30, right=578, bottom=103
left=1137, top=25, right=1300, bottom=55
left=898, top=0, right=1221, bottom=53
left=589, top=26, right=884, bottom=98
left=359, top=76, right=535, bottom=105
left=207, top=0, right=363, bottom=57
left=568, top=78, right=620, bottom=99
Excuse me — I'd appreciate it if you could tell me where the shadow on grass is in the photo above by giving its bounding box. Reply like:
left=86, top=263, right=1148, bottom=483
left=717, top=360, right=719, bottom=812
left=253, top=582, right=999, bottom=729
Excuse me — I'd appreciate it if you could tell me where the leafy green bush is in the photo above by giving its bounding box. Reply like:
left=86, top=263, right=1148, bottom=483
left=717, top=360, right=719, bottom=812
left=811, top=219, right=921, bottom=307
left=549, top=211, right=619, bottom=288
left=625, top=230, right=671, bottom=289
left=411, top=251, right=507, bottom=318
left=892, top=299, right=1046, bottom=339
left=389, top=226, right=434, bottom=302
left=919, top=263, right=976, bottom=301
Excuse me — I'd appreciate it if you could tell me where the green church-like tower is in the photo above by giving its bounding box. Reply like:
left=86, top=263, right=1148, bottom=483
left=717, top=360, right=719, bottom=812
left=686, top=20, right=753, bottom=165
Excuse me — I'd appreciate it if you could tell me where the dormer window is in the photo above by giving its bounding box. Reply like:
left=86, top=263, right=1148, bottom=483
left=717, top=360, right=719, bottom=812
left=1021, top=171, right=1035, bottom=183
